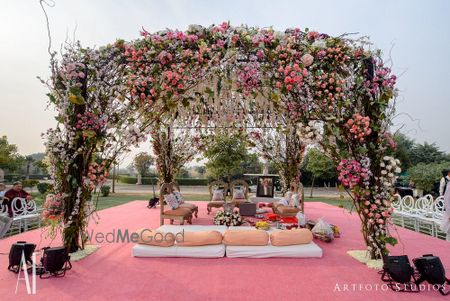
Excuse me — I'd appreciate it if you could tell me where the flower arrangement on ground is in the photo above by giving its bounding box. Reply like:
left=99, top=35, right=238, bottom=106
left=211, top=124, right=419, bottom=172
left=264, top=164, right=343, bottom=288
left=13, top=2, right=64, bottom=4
left=214, top=210, right=243, bottom=227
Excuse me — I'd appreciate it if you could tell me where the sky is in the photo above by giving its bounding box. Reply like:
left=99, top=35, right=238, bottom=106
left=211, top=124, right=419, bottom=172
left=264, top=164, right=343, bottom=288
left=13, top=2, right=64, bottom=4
left=0, top=0, right=449, bottom=167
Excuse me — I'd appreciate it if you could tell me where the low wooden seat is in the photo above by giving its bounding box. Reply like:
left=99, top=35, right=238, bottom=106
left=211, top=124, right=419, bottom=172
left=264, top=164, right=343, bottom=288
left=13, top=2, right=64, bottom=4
left=172, top=182, right=198, bottom=218
left=273, top=182, right=305, bottom=217
left=160, top=183, right=192, bottom=226
left=207, top=180, right=228, bottom=214
left=277, top=206, right=302, bottom=217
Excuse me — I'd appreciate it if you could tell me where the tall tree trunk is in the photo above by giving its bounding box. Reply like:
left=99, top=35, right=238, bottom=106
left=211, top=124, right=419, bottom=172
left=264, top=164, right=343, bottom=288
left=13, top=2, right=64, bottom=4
left=26, top=162, right=31, bottom=180
left=310, top=176, right=315, bottom=198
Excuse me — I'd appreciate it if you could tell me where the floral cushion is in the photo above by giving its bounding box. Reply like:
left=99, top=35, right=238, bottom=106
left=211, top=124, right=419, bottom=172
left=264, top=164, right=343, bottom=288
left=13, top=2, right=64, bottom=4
left=173, top=191, right=184, bottom=204
left=212, top=189, right=224, bottom=201
left=233, top=189, right=245, bottom=199
left=279, top=198, right=290, bottom=206
left=285, top=191, right=293, bottom=201
left=290, top=194, right=301, bottom=207
left=165, top=193, right=180, bottom=209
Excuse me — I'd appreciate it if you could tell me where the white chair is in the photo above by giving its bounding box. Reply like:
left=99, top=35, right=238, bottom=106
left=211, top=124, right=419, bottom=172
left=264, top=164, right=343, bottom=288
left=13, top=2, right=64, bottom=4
left=400, top=195, right=419, bottom=231
left=391, top=194, right=403, bottom=225
left=11, top=197, right=41, bottom=233
left=432, top=196, right=446, bottom=239
left=0, top=201, right=8, bottom=216
left=415, top=197, right=435, bottom=236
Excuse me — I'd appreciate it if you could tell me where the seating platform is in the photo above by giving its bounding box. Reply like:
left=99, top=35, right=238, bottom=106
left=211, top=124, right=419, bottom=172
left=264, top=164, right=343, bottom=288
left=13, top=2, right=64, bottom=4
left=132, top=225, right=323, bottom=258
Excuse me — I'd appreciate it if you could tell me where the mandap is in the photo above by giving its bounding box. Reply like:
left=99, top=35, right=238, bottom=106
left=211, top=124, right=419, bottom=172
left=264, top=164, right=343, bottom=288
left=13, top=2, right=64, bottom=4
left=41, top=22, right=399, bottom=259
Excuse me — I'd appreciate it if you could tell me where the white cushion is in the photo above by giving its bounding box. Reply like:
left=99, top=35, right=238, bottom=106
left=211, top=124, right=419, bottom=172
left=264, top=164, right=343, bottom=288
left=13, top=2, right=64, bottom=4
left=233, top=189, right=245, bottom=199
left=212, top=189, right=224, bottom=201
left=164, top=194, right=180, bottom=209
left=279, top=198, right=289, bottom=206
left=173, top=191, right=184, bottom=204
left=290, top=194, right=301, bottom=207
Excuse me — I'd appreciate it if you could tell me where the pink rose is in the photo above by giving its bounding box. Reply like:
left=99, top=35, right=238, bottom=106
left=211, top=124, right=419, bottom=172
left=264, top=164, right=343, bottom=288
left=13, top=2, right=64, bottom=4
left=301, top=54, right=314, bottom=67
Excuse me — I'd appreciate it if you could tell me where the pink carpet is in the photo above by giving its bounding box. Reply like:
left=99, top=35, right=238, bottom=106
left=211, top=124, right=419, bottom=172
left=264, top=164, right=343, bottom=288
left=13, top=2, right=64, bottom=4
left=0, top=201, right=448, bottom=300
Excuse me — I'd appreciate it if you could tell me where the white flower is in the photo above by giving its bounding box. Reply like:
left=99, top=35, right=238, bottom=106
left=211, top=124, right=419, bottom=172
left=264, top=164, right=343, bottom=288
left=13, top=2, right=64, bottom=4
left=312, top=39, right=326, bottom=49
left=380, top=162, right=385, bottom=168
left=395, top=167, right=401, bottom=173
left=381, top=170, right=387, bottom=175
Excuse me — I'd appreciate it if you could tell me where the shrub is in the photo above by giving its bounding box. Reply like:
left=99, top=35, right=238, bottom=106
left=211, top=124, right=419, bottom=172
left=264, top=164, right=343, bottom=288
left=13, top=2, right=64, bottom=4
left=408, top=161, right=450, bottom=192
left=117, top=176, right=208, bottom=186
left=100, top=185, right=111, bottom=197
left=37, top=182, right=53, bottom=194
left=22, top=179, right=39, bottom=188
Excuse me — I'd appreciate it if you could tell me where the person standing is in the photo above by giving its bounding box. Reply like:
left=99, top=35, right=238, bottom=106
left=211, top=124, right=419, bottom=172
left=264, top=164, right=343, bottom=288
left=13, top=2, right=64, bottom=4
left=441, top=180, right=450, bottom=241
left=439, top=169, right=450, bottom=196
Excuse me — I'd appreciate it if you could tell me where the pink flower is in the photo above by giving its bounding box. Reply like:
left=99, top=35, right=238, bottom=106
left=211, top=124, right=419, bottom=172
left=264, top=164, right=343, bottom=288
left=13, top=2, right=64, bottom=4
left=301, top=54, right=314, bottom=67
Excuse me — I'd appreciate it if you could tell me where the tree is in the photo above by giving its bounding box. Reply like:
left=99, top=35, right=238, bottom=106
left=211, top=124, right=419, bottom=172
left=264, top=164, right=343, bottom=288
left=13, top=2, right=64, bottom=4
left=133, top=152, right=153, bottom=177
left=204, top=134, right=250, bottom=182
left=195, top=165, right=206, bottom=177
left=303, top=148, right=336, bottom=197
left=240, top=153, right=262, bottom=174
left=409, top=161, right=450, bottom=192
left=0, top=136, right=24, bottom=173
left=33, top=159, right=49, bottom=174
left=410, top=142, right=447, bottom=166
left=390, top=133, right=415, bottom=170
left=25, top=155, right=35, bottom=180
left=178, top=167, right=190, bottom=178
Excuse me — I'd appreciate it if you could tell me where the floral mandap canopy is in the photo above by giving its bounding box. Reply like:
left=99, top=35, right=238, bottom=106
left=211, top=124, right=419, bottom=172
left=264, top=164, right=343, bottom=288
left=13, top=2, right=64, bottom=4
left=43, top=22, right=399, bottom=259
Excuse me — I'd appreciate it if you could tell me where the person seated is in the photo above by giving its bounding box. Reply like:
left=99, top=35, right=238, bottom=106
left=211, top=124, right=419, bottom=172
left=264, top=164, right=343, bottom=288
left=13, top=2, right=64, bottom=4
left=4, top=181, right=32, bottom=217
left=0, top=183, right=6, bottom=199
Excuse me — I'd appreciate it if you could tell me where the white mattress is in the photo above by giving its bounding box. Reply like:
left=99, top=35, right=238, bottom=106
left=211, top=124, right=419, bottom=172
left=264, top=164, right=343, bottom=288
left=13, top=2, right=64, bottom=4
left=226, top=242, right=323, bottom=258
left=226, top=226, right=323, bottom=258
left=132, top=243, right=226, bottom=258
left=132, top=225, right=227, bottom=258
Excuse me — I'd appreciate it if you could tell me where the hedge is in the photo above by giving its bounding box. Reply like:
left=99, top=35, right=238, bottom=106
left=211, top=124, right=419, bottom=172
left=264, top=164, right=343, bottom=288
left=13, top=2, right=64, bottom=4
left=3, top=174, right=50, bottom=183
left=117, top=176, right=208, bottom=186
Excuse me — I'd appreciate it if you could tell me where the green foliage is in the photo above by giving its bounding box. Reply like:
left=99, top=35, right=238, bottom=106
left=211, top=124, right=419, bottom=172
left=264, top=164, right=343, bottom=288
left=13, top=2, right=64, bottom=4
left=408, top=161, right=450, bottom=192
left=37, top=182, right=53, bottom=194
left=204, top=134, right=251, bottom=181
left=33, top=159, right=49, bottom=174
left=133, top=152, right=154, bottom=176
left=240, top=153, right=263, bottom=174
left=303, top=149, right=336, bottom=180
left=118, top=176, right=208, bottom=186
left=410, top=142, right=448, bottom=166
left=22, top=179, right=39, bottom=188
left=178, top=167, right=190, bottom=178
left=100, top=185, right=111, bottom=197
left=390, top=133, right=415, bottom=170
left=0, top=136, right=24, bottom=173
left=194, top=166, right=206, bottom=176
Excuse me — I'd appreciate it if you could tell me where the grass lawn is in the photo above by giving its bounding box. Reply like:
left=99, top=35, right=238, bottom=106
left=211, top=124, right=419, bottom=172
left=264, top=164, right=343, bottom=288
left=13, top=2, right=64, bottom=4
left=32, top=192, right=354, bottom=212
